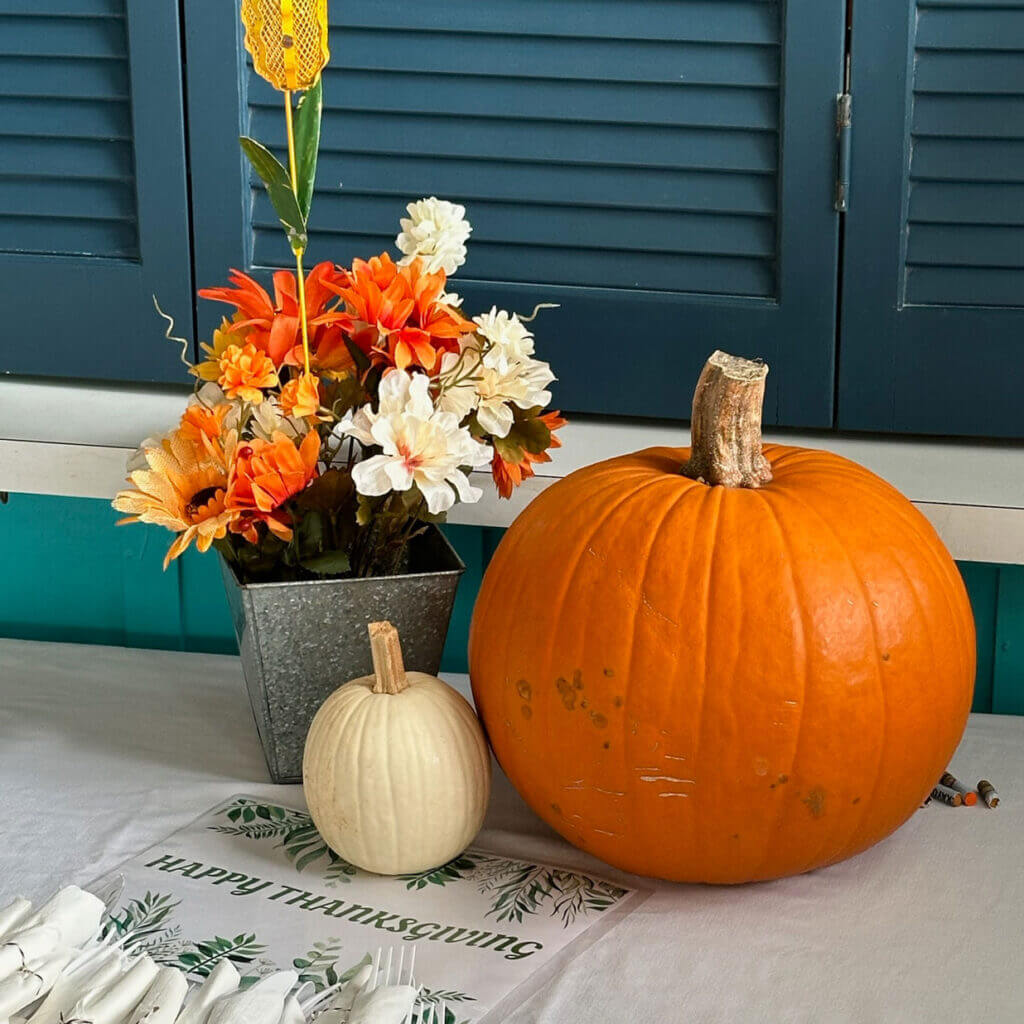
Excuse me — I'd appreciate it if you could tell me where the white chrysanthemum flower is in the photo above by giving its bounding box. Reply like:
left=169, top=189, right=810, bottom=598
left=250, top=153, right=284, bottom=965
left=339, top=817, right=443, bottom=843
left=473, top=307, right=536, bottom=372
left=396, top=197, right=472, bottom=276
left=436, top=339, right=555, bottom=439
left=339, top=369, right=491, bottom=515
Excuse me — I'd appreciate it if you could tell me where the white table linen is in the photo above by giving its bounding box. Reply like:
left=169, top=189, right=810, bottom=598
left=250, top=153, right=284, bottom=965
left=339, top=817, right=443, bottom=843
left=1, top=639, right=1021, bottom=1024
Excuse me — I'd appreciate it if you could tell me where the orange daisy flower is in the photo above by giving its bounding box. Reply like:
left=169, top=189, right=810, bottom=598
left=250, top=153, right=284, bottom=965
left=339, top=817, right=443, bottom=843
left=113, top=430, right=236, bottom=568
left=226, top=430, right=321, bottom=543
left=327, top=253, right=472, bottom=373
left=279, top=373, right=321, bottom=419
left=492, top=411, right=568, bottom=499
left=199, top=263, right=352, bottom=369
left=218, top=342, right=279, bottom=403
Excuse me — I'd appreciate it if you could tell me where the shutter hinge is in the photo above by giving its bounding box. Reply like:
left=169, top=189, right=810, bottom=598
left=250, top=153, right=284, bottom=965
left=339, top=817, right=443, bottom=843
left=834, top=92, right=852, bottom=213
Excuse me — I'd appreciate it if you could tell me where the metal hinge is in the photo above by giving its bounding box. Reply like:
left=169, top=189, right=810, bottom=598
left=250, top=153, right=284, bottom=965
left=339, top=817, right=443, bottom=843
left=834, top=91, right=852, bottom=213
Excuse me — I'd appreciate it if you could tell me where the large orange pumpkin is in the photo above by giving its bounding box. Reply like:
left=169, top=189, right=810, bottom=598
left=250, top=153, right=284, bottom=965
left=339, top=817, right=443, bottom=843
left=469, top=352, right=975, bottom=883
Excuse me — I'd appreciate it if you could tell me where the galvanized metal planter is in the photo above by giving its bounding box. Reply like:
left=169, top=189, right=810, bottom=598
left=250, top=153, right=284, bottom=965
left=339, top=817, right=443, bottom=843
left=221, top=526, right=465, bottom=783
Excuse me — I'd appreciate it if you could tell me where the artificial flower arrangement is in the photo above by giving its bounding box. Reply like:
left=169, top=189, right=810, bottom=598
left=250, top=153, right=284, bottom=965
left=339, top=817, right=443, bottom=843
left=113, top=5, right=564, bottom=582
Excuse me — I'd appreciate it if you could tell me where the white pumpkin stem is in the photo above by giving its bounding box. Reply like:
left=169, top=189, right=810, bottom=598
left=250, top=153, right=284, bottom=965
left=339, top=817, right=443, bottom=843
left=682, top=350, right=773, bottom=489
left=369, top=621, right=409, bottom=694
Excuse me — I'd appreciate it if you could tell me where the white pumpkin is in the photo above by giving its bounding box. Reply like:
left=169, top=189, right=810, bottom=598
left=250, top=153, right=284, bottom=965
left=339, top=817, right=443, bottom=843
left=303, top=621, right=492, bottom=875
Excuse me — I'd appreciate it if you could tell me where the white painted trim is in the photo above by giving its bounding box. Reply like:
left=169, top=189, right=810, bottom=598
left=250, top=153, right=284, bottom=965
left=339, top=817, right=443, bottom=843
left=2, top=379, right=1023, bottom=562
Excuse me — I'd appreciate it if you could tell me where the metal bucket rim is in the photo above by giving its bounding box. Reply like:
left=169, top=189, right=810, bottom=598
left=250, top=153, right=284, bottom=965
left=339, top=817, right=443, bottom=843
left=221, top=523, right=466, bottom=591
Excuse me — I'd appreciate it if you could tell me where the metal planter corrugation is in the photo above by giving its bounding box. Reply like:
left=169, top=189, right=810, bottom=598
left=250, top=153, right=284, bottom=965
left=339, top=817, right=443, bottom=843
left=221, top=526, right=465, bottom=783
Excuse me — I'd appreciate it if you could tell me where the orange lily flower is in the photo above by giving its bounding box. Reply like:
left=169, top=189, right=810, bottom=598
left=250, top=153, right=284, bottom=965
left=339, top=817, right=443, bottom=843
left=327, top=253, right=472, bottom=373
left=200, top=263, right=352, bottom=369
left=492, top=411, right=567, bottom=499
left=227, top=430, right=321, bottom=543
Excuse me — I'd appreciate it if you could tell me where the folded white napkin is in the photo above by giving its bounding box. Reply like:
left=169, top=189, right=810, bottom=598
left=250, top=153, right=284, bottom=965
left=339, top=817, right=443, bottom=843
left=26, top=947, right=125, bottom=1024
left=204, top=971, right=297, bottom=1024
left=0, top=901, right=32, bottom=944
left=278, top=994, right=304, bottom=1024
left=126, top=966, right=188, bottom=1024
left=0, top=928, right=62, bottom=984
left=0, top=950, right=72, bottom=1019
left=347, top=986, right=418, bottom=1024
left=23, top=888, right=104, bottom=949
left=73, top=955, right=158, bottom=1024
left=174, top=959, right=240, bottom=1024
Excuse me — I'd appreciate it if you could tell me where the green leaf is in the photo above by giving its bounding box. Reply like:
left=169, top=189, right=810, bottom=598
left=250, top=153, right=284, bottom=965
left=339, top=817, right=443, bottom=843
left=239, top=136, right=307, bottom=254
left=293, top=78, right=322, bottom=221
left=344, top=337, right=371, bottom=376
left=299, top=549, right=351, bottom=576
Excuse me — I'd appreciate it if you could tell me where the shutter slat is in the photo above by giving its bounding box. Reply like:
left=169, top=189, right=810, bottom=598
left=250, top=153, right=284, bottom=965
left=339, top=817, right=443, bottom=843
left=905, top=265, right=1024, bottom=306
left=323, top=31, right=779, bottom=86
left=250, top=109, right=778, bottom=174
left=0, top=14, right=127, bottom=59
left=0, top=96, right=132, bottom=139
left=0, top=178, right=136, bottom=220
left=909, top=182, right=1024, bottom=225
left=0, top=55, right=129, bottom=99
left=292, top=152, right=778, bottom=216
left=913, top=95, right=1024, bottom=138
left=0, top=0, right=123, bottom=13
left=906, top=223, right=1024, bottom=267
left=334, top=0, right=780, bottom=44
left=914, top=51, right=1024, bottom=94
left=0, top=215, right=137, bottom=258
left=912, top=138, right=1024, bottom=181
left=917, top=6, right=1024, bottom=50
left=3, top=136, right=133, bottom=179
left=250, top=74, right=779, bottom=131
left=253, top=229, right=776, bottom=297
left=254, top=192, right=775, bottom=259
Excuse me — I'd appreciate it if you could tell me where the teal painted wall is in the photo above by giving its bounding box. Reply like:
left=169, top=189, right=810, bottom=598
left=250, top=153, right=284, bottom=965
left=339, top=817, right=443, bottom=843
left=0, top=492, right=1021, bottom=712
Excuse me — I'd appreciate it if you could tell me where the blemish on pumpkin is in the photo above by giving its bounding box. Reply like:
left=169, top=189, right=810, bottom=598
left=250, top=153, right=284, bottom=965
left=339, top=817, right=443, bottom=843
left=602, top=741, right=611, bottom=750
left=591, top=712, right=608, bottom=729
left=754, top=757, right=769, bottom=776
left=778, top=774, right=789, bottom=784
left=731, top=833, right=740, bottom=840
left=521, top=704, right=532, bottom=720
left=882, top=652, right=891, bottom=662
left=629, top=718, right=640, bottom=735
left=516, top=679, right=532, bottom=700
left=613, top=695, right=624, bottom=708
left=802, top=787, right=827, bottom=818
left=565, top=779, right=585, bottom=790
left=556, top=677, right=577, bottom=710
left=604, top=668, right=615, bottom=677
left=573, top=670, right=584, bottom=690
left=550, top=803, right=562, bottom=816
left=580, top=699, right=589, bottom=709
left=595, top=786, right=625, bottom=796
left=852, top=797, right=861, bottom=805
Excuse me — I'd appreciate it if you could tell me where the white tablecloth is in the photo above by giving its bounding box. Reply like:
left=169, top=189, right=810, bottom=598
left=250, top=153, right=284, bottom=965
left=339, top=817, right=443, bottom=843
left=1, top=638, right=1021, bottom=1023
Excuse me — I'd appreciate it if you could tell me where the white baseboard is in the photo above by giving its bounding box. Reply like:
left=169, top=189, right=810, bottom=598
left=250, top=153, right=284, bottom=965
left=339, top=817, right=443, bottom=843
left=2, top=379, right=1023, bottom=564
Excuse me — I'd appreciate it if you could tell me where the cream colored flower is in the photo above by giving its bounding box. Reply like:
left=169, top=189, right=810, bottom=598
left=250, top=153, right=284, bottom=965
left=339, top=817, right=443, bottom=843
left=339, top=369, right=491, bottom=515
left=395, top=197, right=472, bottom=276
left=437, top=339, right=555, bottom=439
left=473, top=307, right=536, bottom=372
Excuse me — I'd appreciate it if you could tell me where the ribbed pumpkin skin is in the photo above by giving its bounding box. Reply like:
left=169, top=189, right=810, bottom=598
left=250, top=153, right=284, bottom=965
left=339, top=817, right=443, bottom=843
left=469, top=445, right=975, bottom=883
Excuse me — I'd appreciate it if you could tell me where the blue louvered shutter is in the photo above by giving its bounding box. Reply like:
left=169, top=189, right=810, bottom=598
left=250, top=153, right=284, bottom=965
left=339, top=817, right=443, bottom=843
left=0, top=0, right=192, bottom=382
left=186, top=0, right=844, bottom=426
left=839, top=0, right=1024, bottom=438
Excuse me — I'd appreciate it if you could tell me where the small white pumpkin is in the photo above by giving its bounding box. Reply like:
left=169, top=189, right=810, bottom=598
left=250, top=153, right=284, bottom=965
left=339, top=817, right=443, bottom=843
left=303, top=621, right=492, bottom=875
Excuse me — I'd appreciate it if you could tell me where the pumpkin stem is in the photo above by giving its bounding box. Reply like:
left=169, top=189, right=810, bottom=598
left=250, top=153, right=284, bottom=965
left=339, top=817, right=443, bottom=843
left=682, top=350, right=773, bottom=489
left=368, top=621, right=408, bottom=695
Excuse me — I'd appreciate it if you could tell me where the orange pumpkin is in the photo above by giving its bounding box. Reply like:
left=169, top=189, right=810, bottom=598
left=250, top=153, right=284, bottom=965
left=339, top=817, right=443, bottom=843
left=469, top=352, right=975, bottom=883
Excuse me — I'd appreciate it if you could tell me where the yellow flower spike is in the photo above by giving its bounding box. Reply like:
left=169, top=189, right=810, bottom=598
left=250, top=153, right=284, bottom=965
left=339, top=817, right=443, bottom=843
left=241, top=0, right=329, bottom=93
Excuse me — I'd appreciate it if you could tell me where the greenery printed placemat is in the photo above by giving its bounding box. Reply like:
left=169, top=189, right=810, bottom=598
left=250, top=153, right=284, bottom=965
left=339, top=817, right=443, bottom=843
left=93, top=795, right=646, bottom=1023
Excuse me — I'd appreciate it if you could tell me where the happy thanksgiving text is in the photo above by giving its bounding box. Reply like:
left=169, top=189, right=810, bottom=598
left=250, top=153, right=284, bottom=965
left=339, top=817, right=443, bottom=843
left=145, top=854, right=543, bottom=960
